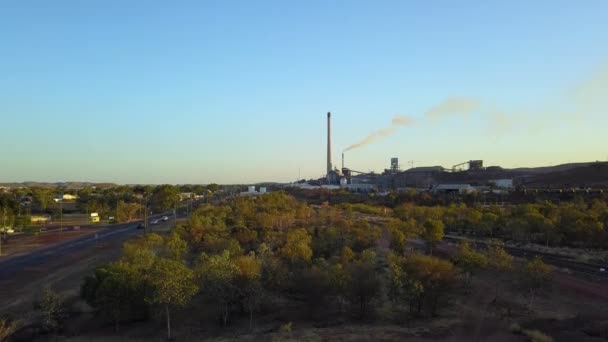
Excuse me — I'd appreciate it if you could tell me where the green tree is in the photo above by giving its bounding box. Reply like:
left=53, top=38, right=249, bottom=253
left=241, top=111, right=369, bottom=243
left=454, top=241, right=487, bottom=287
left=151, top=185, right=180, bottom=212
left=147, top=258, right=198, bottom=340
left=196, top=250, right=240, bottom=326
left=486, top=243, right=513, bottom=302
left=165, top=232, right=188, bottom=260
left=519, top=257, right=552, bottom=311
left=31, top=187, right=54, bottom=211
left=421, top=219, right=444, bottom=255
left=34, top=287, right=66, bottom=333
left=347, top=258, right=381, bottom=318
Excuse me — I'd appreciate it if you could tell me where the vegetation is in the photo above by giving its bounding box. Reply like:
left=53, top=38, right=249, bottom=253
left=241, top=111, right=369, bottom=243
left=73, top=192, right=561, bottom=338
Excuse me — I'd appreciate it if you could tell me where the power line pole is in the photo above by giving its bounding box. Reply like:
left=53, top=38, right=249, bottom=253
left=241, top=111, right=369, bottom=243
left=60, top=200, right=63, bottom=233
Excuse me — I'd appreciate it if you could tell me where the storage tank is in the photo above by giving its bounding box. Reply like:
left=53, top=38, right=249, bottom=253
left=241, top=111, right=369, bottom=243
left=340, top=178, right=348, bottom=187
left=248, top=186, right=256, bottom=193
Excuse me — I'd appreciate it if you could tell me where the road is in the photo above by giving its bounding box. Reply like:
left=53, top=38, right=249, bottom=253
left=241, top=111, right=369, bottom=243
left=0, top=214, right=168, bottom=280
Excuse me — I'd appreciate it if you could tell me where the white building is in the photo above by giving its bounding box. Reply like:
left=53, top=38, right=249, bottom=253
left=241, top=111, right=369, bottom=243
left=492, top=179, right=514, bottom=189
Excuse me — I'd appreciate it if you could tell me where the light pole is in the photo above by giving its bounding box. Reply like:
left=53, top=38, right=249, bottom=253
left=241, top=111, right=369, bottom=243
left=60, top=200, right=63, bottom=233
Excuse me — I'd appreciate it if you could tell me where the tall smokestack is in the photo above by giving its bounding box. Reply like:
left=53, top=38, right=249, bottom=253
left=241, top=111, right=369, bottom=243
left=327, top=112, right=332, bottom=183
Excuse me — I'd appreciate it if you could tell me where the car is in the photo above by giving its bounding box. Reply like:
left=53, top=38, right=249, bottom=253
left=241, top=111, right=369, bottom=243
left=151, top=219, right=159, bottom=225
left=161, top=216, right=169, bottom=221
left=137, top=223, right=144, bottom=229
left=1, top=227, right=15, bottom=234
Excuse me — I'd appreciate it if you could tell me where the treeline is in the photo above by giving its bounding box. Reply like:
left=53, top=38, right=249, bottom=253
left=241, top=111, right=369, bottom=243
left=0, top=184, right=222, bottom=227
left=78, top=192, right=553, bottom=339
left=394, top=199, right=608, bottom=249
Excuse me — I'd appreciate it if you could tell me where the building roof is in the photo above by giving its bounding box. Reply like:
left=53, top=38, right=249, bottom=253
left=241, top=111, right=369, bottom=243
left=406, top=166, right=445, bottom=172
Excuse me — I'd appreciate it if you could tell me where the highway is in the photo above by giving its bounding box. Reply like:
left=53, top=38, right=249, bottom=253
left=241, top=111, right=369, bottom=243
left=0, top=214, right=168, bottom=280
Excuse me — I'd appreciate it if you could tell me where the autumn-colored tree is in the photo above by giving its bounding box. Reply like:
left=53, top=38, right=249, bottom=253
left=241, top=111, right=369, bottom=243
left=403, top=254, right=456, bottom=316
left=280, top=228, right=312, bottom=265
left=234, top=253, right=263, bottom=330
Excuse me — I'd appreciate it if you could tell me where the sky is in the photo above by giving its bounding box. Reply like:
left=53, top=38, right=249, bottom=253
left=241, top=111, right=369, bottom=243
left=1, top=1, right=607, bottom=184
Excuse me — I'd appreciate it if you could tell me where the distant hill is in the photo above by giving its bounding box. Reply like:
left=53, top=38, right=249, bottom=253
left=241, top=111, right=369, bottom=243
left=519, top=162, right=608, bottom=188
left=509, top=162, right=597, bottom=175
left=0, top=182, right=118, bottom=189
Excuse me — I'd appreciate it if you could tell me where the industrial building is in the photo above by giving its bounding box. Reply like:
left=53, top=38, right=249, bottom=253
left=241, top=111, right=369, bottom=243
left=294, top=112, right=606, bottom=193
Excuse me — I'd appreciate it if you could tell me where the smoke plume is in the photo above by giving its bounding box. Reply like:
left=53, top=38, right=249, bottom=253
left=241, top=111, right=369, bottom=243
left=343, top=115, right=413, bottom=152
left=425, top=97, right=480, bottom=119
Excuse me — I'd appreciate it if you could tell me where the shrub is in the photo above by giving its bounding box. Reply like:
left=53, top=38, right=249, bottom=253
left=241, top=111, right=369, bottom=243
left=523, top=329, right=554, bottom=342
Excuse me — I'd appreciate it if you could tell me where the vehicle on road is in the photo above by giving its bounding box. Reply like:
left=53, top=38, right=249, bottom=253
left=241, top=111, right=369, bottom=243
left=161, top=216, right=169, bottom=221
left=151, top=219, right=159, bottom=225
left=1, top=227, right=15, bottom=234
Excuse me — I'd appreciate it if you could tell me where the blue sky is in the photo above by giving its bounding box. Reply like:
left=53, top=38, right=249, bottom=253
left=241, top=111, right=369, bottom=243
left=1, top=1, right=607, bottom=184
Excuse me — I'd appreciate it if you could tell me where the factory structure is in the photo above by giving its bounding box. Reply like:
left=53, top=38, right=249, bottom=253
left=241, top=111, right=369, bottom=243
left=319, top=112, right=518, bottom=193
left=284, top=112, right=608, bottom=193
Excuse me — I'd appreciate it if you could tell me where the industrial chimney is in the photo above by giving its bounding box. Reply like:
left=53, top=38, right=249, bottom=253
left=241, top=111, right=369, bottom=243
left=327, top=112, right=332, bottom=184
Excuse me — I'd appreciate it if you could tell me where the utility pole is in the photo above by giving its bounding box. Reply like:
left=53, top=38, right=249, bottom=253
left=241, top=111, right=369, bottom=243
left=174, top=202, right=177, bottom=230
left=60, top=200, right=63, bottom=233
left=144, top=197, right=148, bottom=234
left=1, top=207, right=5, bottom=256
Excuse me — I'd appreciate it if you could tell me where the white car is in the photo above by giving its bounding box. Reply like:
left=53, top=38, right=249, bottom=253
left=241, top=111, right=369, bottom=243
left=1, top=227, right=15, bottom=234
left=151, top=219, right=160, bottom=225
left=161, top=216, right=169, bottom=221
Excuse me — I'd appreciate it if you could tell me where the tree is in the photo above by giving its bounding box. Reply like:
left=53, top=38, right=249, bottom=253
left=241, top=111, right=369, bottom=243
left=234, top=254, right=263, bottom=330
left=34, top=287, right=66, bottom=333
left=30, top=187, right=54, bottom=211
left=403, top=254, right=456, bottom=316
left=151, top=185, right=180, bottom=212
left=196, top=250, right=240, bottom=326
left=421, top=219, right=444, bottom=255
left=347, top=256, right=381, bottom=318
left=486, top=243, right=513, bottom=302
left=519, top=257, right=552, bottom=311
left=165, top=232, right=188, bottom=260
left=116, top=200, right=141, bottom=223
left=454, top=241, right=487, bottom=287
left=280, top=228, right=312, bottom=265
left=147, top=258, right=198, bottom=340
left=81, top=263, right=147, bottom=332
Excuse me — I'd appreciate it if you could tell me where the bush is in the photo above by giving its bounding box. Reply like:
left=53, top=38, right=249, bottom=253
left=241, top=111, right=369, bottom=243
left=523, top=329, right=554, bottom=342
left=0, top=318, right=20, bottom=341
